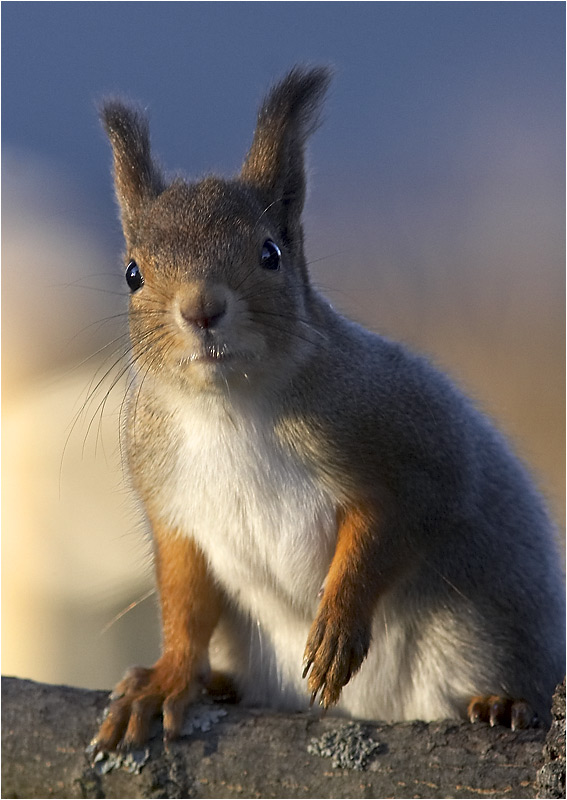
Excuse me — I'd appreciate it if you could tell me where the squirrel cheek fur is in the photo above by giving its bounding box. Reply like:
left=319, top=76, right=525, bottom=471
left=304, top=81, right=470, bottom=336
left=93, top=67, right=565, bottom=752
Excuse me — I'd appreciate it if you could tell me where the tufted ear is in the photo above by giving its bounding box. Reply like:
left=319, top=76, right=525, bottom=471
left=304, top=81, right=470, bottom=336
left=99, top=100, right=165, bottom=243
left=241, top=66, right=332, bottom=237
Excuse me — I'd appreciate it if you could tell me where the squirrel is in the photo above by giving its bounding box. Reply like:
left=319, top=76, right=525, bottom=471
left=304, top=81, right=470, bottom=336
left=93, top=66, right=565, bottom=751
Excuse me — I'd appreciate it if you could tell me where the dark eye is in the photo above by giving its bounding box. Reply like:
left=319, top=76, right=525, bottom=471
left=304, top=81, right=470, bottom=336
left=260, top=239, right=281, bottom=271
left=125, top=259, right=144, bottom=292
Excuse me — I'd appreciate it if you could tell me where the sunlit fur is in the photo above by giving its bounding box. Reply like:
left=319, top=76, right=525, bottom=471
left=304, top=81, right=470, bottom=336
left=98, top=66, right=565, bottom=733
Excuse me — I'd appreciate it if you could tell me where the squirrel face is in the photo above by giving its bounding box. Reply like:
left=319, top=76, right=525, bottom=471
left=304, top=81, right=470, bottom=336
left=123, top=178, right=316, bottom=390
left=101, top=68, right=332, bottom=394
left=122, top=177, right=316, bottom=393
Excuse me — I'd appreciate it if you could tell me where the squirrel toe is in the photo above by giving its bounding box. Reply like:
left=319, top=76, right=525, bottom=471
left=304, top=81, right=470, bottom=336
left=467, top=695, right=536, bottom=729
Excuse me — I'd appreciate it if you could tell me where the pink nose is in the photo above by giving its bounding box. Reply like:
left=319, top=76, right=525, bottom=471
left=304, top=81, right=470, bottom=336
left=180, top=300, right=226, bottom=330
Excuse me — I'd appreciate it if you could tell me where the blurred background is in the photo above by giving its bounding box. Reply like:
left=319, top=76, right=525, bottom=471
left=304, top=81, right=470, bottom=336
left=2, top=2, right=564, bottom=691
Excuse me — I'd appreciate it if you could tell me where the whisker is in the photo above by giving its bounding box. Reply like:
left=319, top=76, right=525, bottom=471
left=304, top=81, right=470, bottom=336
left=253, top=308, right=328, bottom=339
left=99, top=588, right=156, bottom=636
left=305, top=250, right=349, bottom=267
left=51, top=271, right=124, bottom=290
left=250, top=313, right=329, bottom=351
left=86, top=324, right=174, bottom=459
left=129, top=333, right=178, bottom=456
left=60, top=313, right=172, bottom=490
left=253, top=197, right=284, bottom=231
left=63, top=328, right=131, bottom=377
left=232, top=261, right=262, bottom=295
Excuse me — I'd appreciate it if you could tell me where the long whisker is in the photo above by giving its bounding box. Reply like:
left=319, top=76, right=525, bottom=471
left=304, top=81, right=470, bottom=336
left=253, top=198, right=284, bottom=231
left=87, top=323, right=174, bottom=458
left=250, top=313, right=329, bottom=352
left=99, top=588, right=156, bottom=636
left=305, top=250, right=349, bottom=267
left=60, top=314, right=169, bottom=488
left=129, top=333, right=179, bottom=457
left=252, top=309, right=329, bottom=343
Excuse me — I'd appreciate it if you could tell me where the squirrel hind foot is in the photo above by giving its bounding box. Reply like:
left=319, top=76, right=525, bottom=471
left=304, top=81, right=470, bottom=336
left=467, top=695, right=537, bottom=730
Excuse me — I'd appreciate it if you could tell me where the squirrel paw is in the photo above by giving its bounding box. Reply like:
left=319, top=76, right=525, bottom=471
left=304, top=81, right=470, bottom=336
left=302, top=603, right=370, bottom=709
left=92, top=657, right=200, bottom=753
left=467, top=695, right=536, bottom=730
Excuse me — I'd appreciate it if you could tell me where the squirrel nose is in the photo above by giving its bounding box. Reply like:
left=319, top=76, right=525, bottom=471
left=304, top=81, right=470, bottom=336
left=179, top=298, right=227, bottom=331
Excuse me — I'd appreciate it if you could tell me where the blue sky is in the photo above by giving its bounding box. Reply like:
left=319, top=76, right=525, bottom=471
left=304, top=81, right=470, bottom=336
left=3, top=2, right=564, bottom=216
left=2, top=1, right=564, bottom=372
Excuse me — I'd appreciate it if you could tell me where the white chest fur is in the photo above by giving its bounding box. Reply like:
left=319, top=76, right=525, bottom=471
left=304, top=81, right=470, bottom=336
left=153, top=393, right=338, bottom=625
left=142, top=390, right=477, bottom=720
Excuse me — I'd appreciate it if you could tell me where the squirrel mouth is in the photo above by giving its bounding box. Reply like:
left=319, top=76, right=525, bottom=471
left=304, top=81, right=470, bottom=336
left=178, top=344, right=243, bottom=366
left=181, top=352, right=231, bottom=365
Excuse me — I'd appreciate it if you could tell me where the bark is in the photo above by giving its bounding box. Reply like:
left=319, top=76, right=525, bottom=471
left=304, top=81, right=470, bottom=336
left=1, top=676, right=562, bottom=799
left=536, top=678, right=566, bottom=799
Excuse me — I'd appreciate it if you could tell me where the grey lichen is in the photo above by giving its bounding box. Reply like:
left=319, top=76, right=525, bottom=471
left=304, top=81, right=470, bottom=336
left=180, top=703, right=227, bottom=735
left=307, top=721, right=383, bottom=771
left=89, top=744, right=150, bottom=776
left=86, top=702, right=228, bottom=775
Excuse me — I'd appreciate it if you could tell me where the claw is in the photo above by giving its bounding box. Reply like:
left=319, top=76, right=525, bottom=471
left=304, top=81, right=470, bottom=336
left=468, top=701, right=483, bottom=724
left=511, top=701, right=536, bottom=731
left=163, top=728, right=179, bottom=745
left=489, top=698, right=506, bottom=727
left=467, top=694, right=535, bottom=729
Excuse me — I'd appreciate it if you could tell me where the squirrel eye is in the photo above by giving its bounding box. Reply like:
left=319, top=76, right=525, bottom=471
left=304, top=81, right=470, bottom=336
left=125, top=259, right=144, bottom=292
left=260, top=239, right=281, bottom=271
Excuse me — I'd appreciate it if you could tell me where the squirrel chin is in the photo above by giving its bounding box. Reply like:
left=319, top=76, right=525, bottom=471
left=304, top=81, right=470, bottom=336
left=173, top=350, right=263, bottom=392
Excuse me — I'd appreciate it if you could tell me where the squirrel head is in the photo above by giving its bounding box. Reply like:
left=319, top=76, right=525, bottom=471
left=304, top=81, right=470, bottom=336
left=100, top=67, right=331, bottom=394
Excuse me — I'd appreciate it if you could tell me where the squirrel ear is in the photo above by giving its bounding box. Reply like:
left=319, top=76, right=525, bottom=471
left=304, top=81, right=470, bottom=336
left=241, top=66, right=331, bottom=230
left=99, top=100, right=165, bottom=242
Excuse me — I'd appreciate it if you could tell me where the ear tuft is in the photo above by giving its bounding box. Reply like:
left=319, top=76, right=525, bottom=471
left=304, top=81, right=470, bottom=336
left=241, top=66, right=332, bottom=225
left=99, top=99, right=165, bottom=242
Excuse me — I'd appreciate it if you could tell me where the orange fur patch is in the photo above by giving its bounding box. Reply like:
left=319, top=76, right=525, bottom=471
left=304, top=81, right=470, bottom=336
left=93, top=522, right=225, bottom=750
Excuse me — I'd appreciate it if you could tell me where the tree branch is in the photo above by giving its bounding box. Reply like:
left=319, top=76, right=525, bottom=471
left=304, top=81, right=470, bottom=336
left=1, top=676, right=564, bottom=799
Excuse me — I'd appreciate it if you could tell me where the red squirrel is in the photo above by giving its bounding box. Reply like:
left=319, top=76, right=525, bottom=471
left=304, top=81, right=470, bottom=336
left=93, top=66, right=565, bottom=751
